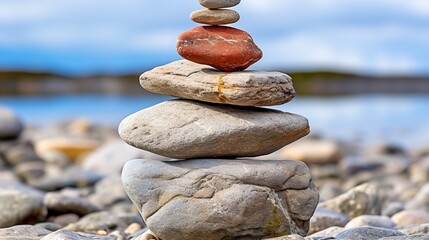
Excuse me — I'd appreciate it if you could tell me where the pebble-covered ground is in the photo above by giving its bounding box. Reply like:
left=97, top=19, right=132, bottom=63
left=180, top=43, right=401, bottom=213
left=1, top=107, right=429, bottom=239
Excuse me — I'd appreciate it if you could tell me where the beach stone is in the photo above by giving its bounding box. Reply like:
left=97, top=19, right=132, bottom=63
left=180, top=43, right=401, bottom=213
left=400, top=223, right=429, bottom=235
left=34, top=137, right=100, bottom=161
left=266, top=234, right=305, bottom=240
left=29, top=167, right=102, bottom=191
left=0, top=225, right=51, bottom=240
left=392, top=210, right=429, bottom=227
left=0, top=182, right=47, bottom=228
left=318, top=183, right=383, bottom=218
left=281, top=139, right=343, bottom=165
left=406, top=183, right=429, bottom=211
left=382, top=202, right=405, bottom=217
left=35, top=222, right=62, bottom=232
left=199, top=0, right=240, bottom=8
left=309, top=208, right=350, bottom=235
left=380, top=236, right=429, bottom=240
left=177, top=26, right=262, bottom=72
left=41, top=229, right=115, bottom=240
left=191, top=9, right=240, bottom=25
left=140, top=60, right=295, bottom=106
left=119, top=99, right=309, bottom=159
left=88, top=176, right=130, bottom=208
left=53, top=214, right=80, bottom=227
left=335, top=226, right=404, bottom=240
left=345, top=215, right=396, bottom=229
left=82, top=140, right=167, bottom=176
left=44, top=192, right=102, bottom=216
left=0, top=107, right=23, bottom=140
left=307, top=226, right=344, bottom=239
left=122, top=159, right=319, bottom=239
left=65, top=211, right=144, bottom=232
left=409, top=156, right=429, bottom=183
left=3, top=143, right=42, bottom=166
left=14, top=161, right=46, bottom=182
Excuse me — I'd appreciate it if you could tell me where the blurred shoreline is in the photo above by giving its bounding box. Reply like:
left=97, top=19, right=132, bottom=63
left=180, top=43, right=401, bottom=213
left=1, top=70, right=428, bottom=96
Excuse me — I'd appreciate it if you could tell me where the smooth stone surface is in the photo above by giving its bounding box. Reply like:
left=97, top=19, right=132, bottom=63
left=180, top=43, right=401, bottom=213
left=177, top=26, right=262, bottom=72
left=392, top=210, right=429, bottom=226
left=0, top=225, right=51, bottom=240
left=41, top=229, right=115, bottom=240
left=65, top=211, right=144, bottom=232
left=281, top=138, right=343, bottom=164
left=140, top=60, right=295, bottom=106
left=400, top=223, right=429, bottom=235
left=309, top=208, right=350, bottom=235
left=119, top=100, right=309, bottom=159
left=307, top=226, right=344, bottom=239
left=191, top=9, right=240, bottom=25
left=35, top=137, right=100, bottom=160
left=318, top=183, right=382, bottom=218
left=0, top=183, right=47, bottom=228
left=82, top=140, right=167, bottom=176
left=266, top=234, right=304, bottom=240
left=44, top=192, right=102, bottom=216
left=199, top=0, right=240, bottom=8
left=380, top=236, right=429, bottom=240
left=345, top=215, right=396, bottom=229
left=29, top=167, right=102, bottom=191
left=122, top=159, right=319, bottom=240
left=0, top=107, right=23, bottom=140
left=335, top=226, right=404, bottom=240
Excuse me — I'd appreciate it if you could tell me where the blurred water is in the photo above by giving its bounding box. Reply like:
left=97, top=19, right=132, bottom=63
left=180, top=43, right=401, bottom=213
left=1, top=94, right=428, bottom=148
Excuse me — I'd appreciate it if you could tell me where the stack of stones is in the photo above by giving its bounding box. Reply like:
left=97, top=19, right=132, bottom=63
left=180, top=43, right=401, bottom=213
left=119, top=1, right=319, bottom=239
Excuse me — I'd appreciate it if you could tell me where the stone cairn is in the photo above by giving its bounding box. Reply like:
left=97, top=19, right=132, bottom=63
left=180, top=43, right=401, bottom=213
left=119, top=0, right=319, bottom=239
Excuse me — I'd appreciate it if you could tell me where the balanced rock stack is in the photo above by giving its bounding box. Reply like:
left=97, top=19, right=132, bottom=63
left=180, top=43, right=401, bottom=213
left=119, top=1, right=319, bottom=239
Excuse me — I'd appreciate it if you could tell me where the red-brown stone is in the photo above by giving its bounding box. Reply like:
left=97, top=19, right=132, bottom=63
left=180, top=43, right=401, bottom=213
left=177, top=26, right=263, bottom=72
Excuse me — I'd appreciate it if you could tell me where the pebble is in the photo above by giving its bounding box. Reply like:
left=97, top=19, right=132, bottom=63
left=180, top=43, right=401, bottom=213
left=400, top=223, right=429, bottom=235
left=125, top=223, right=142, bottom=234
left=140, top=60, right=295, bottom=106
left=40, top=229, right=115, bottom=240
left=281, top=138, right=343, bottom=164
left=335, top=226, right=405, bottom=240
left=88, top=176, right=129, bottom=208
left=307, top=226, right=344, bottom=239
left=122, top=159, right=318, bottom=239
left=119, top=99, right=309, bottom=159
left=392, top=210, right=429, bottom=227
left=309, top=208, right=350, bottom=234
left=199, top=0, right=241, bottom=9
left=0, top=225, right=51, bottom=240
left=318, top=183, right=382, bottom=218
left=0, top=182, right=47, bottom=228
left=3, top=143, right=42, bottom=166
left=177, top=26, right=262, bottom=72
left=345, top=215, right=396, bottom=229
left=52, top=213, right=80, bottom=227
left=409, top=156, right=429, bottom=183
left=34, top=137, right=100, bottom=161
left=35, top=222, right=62, bottom=232
left=0, top=106, right=23, bottom=140
left=29, top=167, right=102, bottom=191
left=191, top=9, right=240, bottom=25
left=65, top=211, right=144, bottom=232
left=44, top=192, right=102, bottom=216
left=82, top=140, right=166, bottom=176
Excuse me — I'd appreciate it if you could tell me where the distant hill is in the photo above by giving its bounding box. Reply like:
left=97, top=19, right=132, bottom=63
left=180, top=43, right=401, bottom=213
left=0, top=70, right=428, bottom=96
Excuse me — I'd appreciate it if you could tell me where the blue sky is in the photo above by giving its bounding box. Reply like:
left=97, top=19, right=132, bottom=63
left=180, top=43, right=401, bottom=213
left=0, top=0, right=429, bottom=76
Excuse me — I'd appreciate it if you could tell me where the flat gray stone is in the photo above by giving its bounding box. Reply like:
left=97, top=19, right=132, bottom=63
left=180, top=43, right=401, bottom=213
left=140, top=60, right=295, bottom=106
left=309, top=208, right=350, bottom=235
left=41, top=229, right=115, bottom=240
left=0, top=107, right=23, bottom=140
left=122, top=159, right=319, bottom=240
left=345, top=215, right=396, bottom=229
left=119, top=99, right=309, bottom=159
left=44, top=192, right=102, bottom=216
left=335, top=226, right=404, bottom=240
left=191, top=9, right=240, bottom=25
left=0, top=182, right=47, bottom=228
left=199, top=0, right=241, bottom=8
left=0, top=225, right=51, bottom=240
left=318, top=183, right=382, bottom=218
